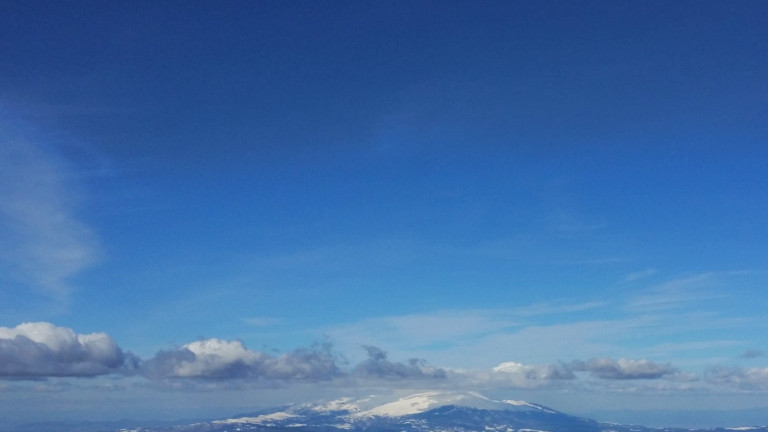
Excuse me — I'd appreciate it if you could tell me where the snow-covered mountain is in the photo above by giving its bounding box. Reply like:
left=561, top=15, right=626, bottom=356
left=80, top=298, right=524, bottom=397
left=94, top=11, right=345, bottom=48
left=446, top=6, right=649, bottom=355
left=346, top=391, right=554, bottom=418
left=96, top=391, right=768, bottom=432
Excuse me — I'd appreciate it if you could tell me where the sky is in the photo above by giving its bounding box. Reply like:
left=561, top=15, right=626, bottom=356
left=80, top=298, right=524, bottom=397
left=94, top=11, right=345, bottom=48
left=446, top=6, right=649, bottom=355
left=1, top=0, right=768, bottom=428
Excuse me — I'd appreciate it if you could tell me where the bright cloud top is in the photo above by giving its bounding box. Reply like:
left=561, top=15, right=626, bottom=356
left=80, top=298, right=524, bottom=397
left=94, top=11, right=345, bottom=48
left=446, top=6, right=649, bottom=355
left=142, top=338, right=341, bottom=381
left=2, top=321, right=766, bottom=396
left=0, top=322, right=127, bottom=377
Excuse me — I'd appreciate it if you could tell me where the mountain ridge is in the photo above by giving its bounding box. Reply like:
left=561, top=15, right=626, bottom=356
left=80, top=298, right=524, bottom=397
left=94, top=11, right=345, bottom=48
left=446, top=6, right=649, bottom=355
left=96, top=391, right=768, bottom=432
left=4, top=391, right=767, bottom=432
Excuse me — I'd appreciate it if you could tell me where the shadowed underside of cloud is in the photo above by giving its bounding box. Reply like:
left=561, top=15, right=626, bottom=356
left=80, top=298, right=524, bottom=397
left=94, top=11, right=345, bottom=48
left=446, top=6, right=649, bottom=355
left=457, top=358, right=689, bottom=389
left=0, top=322, right=131, bottom=377
left=141, top=338, right=341, bottom=381
left=442, top=361, right=576, bottom=390
left=569, top=357, right=678, bottom=380
left=492, top=361, right=575, bottom=380
left=9, top=321, right=768, bottom=396
left=141, top=340, right=449, bottom=383
left=353, top=345, right=446, bottom=380
left=706, top=366, right=768, bottom=390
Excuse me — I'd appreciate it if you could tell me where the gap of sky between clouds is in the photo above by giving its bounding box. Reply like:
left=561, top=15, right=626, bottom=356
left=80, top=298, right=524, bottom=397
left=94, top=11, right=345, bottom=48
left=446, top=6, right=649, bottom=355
left=1, top=0, right=768, bottom=426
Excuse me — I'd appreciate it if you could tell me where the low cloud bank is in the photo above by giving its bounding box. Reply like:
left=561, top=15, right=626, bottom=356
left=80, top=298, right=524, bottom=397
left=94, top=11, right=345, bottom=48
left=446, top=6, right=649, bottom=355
left=706, top=366, right=768, bottom=390
left=0, top=322, right=446, bottom=384
left=142, top=339, right=340, bottom=381
left=0, top=322, right=696, bottom=386
left=7, top=321, right=768, bottom=395
left=569, top=358, right=678, bottom=380
left=0, top=322, right=131, bottom=377
left=353, top=345, right=446, bottom=380
left=492, top=361, right=574, bottom=380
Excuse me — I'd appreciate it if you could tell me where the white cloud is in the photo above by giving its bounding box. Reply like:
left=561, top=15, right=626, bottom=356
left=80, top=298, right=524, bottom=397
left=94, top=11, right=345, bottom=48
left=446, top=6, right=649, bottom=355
left=142, top=338, right=341, bottom=381
left=624, top=273, right=721, bottom=312
left=571, top=358, right=679, bottom=380
left=492, top=361, right=574, bottom=380
left=618, top=268, right=658, bottom=284
left=511, top=300, right=608, bottom=317
left=0, top=322, right=128, bottom=377
left=706, top=366, right=768, bottom=391
left=322, top=309, right=520, bottom=364
left=0, top=128, right=100, bottom=301
left=242, top=317, right=282, bottom=327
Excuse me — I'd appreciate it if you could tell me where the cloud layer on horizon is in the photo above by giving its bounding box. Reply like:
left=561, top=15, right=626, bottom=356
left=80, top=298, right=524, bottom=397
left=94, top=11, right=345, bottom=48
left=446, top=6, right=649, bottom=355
left=569, top=358, right=679, bottom=380
left=4, top=321, right=767, bottom=396
left=141, top=338, right=341, bottom=381
left=0, top=322, right=131, bottom=377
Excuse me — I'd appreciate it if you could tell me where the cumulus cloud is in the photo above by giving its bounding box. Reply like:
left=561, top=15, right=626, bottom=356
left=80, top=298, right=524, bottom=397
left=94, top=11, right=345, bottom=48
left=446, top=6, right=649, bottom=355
left=706, top=366, right=768, bottom=390
left=492, top=361, right=574, bottom=380
left=0, top=322, right=130, bottom=378
left=142, top=339, right=341, bottom=381
left=570, top=357, right=677, bottom=380
left=438, top=361, right=574, bottom=391
left=0, top=321, right=715, bottom=397
left=353, top=345, right=446, bottom=380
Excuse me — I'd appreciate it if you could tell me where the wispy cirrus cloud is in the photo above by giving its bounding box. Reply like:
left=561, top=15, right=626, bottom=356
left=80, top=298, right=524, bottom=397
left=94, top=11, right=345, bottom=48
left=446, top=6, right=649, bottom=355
left=323, top=309, right=520, bottom=358
left=320, top=271, right=767, bottom=372
left=241, top=317, right=283, bottom=327
left=0, top=124, right=100, bottom=303
left=623, top=273, right=723, bottom=313
left=511, top=300, right=608, bottom=317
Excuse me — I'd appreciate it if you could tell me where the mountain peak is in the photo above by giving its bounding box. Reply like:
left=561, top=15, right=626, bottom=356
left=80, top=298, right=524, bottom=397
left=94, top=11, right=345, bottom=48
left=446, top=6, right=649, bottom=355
left=99, top=390, right=768, bottom=432
left=349, top=390, right=549, bottom=418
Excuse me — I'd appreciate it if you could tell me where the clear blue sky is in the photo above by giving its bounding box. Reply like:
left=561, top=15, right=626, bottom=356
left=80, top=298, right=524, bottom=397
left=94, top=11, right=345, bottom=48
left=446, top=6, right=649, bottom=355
left=1, top=0, right=767, bottom=427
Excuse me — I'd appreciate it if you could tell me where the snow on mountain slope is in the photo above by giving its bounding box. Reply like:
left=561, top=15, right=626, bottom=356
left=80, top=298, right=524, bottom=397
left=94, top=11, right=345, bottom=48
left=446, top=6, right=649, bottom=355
left=306, top=396, right=365, bottom=413
left=99, top=391, right=768, bottom=432
left=214, top=411, right=297, bottom=425
left=504, top=399, right=558, bottom=413
left=350, top=390, right=547, bottom=418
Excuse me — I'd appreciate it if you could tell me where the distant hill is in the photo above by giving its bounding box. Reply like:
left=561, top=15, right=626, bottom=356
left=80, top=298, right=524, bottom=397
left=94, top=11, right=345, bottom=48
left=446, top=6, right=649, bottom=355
left=5, top=391, right=768, bottom=432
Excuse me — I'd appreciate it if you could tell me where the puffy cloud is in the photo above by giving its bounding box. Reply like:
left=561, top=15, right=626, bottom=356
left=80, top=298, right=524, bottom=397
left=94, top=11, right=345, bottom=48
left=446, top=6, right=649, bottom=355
left=706, top=366, right=768, bottom=390
left=492, top=361, right=574, bottom=380
left=353, top=345, right=446, bottom=380
left=439, top=361, right=574, bottom=390
left=570, top=357, right=677, bottom=380
left=142, top=339, right=340, bottom=381
left=0, top=322, right=129, bottom=377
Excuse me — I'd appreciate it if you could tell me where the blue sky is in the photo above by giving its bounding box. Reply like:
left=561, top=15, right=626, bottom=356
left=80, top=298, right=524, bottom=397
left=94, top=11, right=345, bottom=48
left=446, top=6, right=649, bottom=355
left=1, top=0, right=768, bottom=427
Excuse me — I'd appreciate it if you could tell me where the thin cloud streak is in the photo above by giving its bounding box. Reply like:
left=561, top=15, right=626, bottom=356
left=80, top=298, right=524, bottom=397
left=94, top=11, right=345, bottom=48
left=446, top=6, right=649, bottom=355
left=623, top=273, right=722, bottom=313
left=323, top=272, right=767, bottom=369
left=0, top=126, right=100, bottom=302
